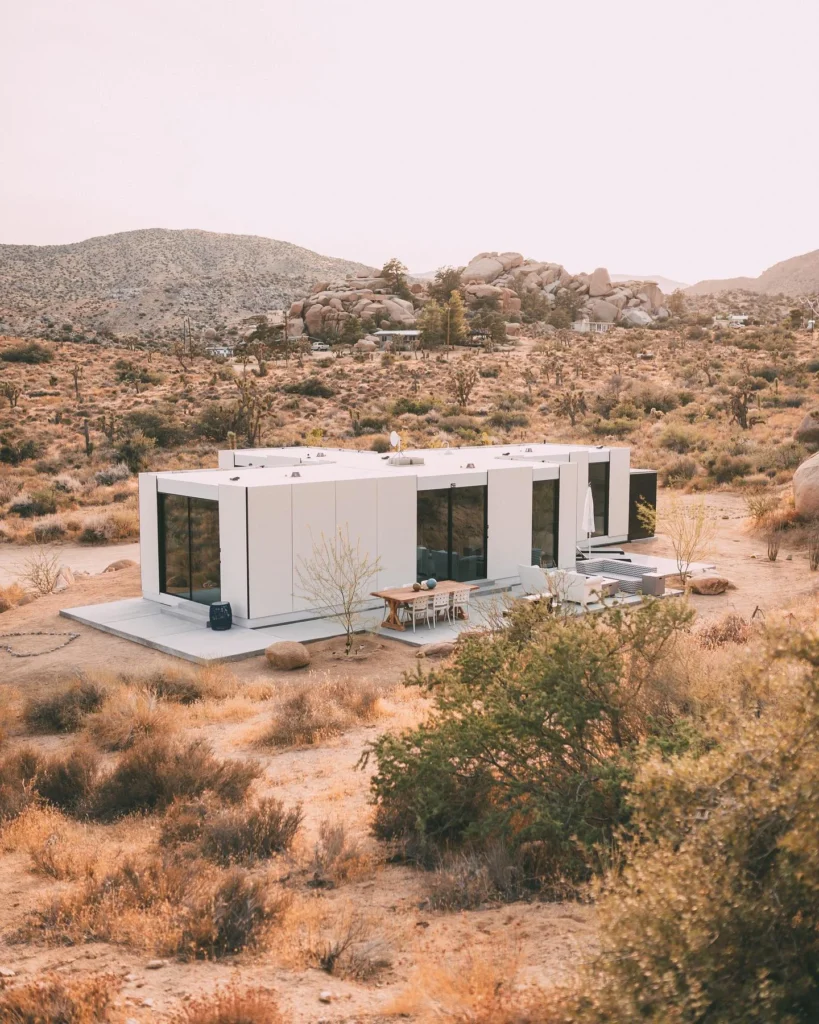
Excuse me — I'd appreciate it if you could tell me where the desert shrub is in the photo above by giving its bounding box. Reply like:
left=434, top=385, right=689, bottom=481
left=32, top=516, right=67, bottom=543
left=122, top=408, right=187, bottom=448
left=488, top=409, right=529, bottom=429
left=392, top=396, right=434, bottom=415
left=660, top=455, right=697, bottom=486
left=24, top=680, right=107, bottom=733
left=27, top=854, right=286, bottom=958
left=369, top=435, right=391, bottom=453
left=93, top=461, right=131, bottom=486
left=0, top=747, right=40, bottom=822
left=310, top=819, right=367, bottom=883
left=0, top=973, right=114, bottom=1023
left=0, top=437, right=43, bottom=466
left=1, top=341, right=53, bottom=363
left=85, top=689, right=171, bottom=750
left=425, top=842, right=527, bottom=910
left=167, top=985, right=283, bottom=1024
left=54, top=473, right=82, bottom=494
left=10, top=488, right=57, bottom=517
left=162, top=796, right=303, bottom=864
left=114, top=429, right=155, bottom=472
left=0, top=583, right=26, bottom=613
left=78, top=509, right=139, bottom=544
left=367, top=599, right=695, bottom=883
left=139, top=669, right=205, bottom=704
left=479, top=364, right=501, bottom=378
left=35, top=747, right=101, bottom=815
left=659, top=425, right=698, bottom=454
left=710, top=452, right=753, bottom=484
left=282, top=376, right=335, bottom=398
left=631, top=385, right=678, bottom=414
left=563, top=632, right=819, bottom=1023
left=92, top=737, right=260, bottom=819
left=697, top=612, right=753, bottom=649
left=261, top=677, right=382, bottom=747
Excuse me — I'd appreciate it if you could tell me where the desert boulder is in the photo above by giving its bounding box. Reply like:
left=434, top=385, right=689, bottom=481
left=265, top=641, right=311, bottom=670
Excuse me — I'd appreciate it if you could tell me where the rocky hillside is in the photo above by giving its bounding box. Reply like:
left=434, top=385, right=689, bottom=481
left=0, top=229, right=374, bottom=340
left=687, top=249, right=819, bottom=296
left=290, top=251, right=669, bottom=340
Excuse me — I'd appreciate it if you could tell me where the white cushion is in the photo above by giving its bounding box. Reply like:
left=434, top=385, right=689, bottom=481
left=517, top=564, right=549, bottom=595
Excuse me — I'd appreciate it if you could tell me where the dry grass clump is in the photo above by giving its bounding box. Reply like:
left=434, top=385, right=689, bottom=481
left=424, top=842, right=527, bottom=911
left=23, top=679, right=107, bottom=734
left=92, top=737, right=261, bottom=820
left=1, top=806, right=99, bottom=880
left=0, top=972, right=116, bottom=1023
left=85, top=688, right=174, bottom=750
left=697, top=612, right=754, bottom=649
left=24, top=853, right=288, bottom=958
left=167, top=984, right=283, bottom=1024
left=160, top=796, right=303, bottom=864
left=0, top=582, right=26, bottom=613
left=77, top=508, right=139, bottom=544
left=309, top=819, right=372, bottom=884
left=260, top=675, right=384, bottom=747
left=276, top=898, right=391, bottom=981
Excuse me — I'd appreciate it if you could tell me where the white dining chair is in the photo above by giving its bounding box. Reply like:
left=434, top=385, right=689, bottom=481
left=451, top=588, right=471, bottom=621
left=403, top=594, right=432, bottom=632
left=431, top=590, right=451, bottom=627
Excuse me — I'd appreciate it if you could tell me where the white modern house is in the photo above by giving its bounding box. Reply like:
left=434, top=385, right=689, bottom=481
left=136, top=442, right=655, bottom=629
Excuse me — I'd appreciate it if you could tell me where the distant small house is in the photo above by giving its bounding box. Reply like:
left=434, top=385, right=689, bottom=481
left=572, top=319, right=613, bottom=335
left=713, top=314, right=749, bottom=328
left=373, top=329, right=420, bottom=350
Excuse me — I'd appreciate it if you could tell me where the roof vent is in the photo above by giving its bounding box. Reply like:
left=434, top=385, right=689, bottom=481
left=466, top=463, right=475, bottom=469
left=525, top=447, right=533, bottom=453
left=317, top=452, right=325, bottom=458
left=229, top=476, right=239, bottom=481
left=291, top=471, right=301, bottom=478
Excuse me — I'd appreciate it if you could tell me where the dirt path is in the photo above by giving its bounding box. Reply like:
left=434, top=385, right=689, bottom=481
left=0, top=542, right=140, bottom=587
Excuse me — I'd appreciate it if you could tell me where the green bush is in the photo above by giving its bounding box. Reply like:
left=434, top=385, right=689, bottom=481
left=392, top=396, right=434, bottom=416
left=122, top=409, right=188, bottom=448
left=659, top=425, right=698, bottom=454
left=1, top=341, right=53, bottom=364
left=0, top=437, right=44, bottom=466
left=711, top=452, right=752, bottom=483
left=488, top=409, right=529, bottom=429
left=564, top=633, right=819, bottom=1023
left=367, top=599, right=695, bottom=884
left=281, top=376, right=335, bottom=398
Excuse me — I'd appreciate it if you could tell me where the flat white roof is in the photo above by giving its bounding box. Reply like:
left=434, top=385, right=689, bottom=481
left=153, top=441, right=624, bottom=493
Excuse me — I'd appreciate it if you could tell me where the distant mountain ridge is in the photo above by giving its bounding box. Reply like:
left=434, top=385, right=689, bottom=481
left=687, top=249, right=819, bottom=296
left=0, top=228, right=375, bottom=338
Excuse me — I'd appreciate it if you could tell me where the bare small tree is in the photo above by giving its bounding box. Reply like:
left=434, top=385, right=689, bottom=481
left=447, top=361, right=479, bottom=410
left=16, top=546, right=63, bottom=596
left=638, top=495, right=716, bottom=583
left=297, top=527, right=381, bottom=656
left=0, top=380, right=22, bottom=408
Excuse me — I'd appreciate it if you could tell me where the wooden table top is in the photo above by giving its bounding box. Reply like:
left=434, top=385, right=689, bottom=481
left=371, top=580, right=480, bottom=602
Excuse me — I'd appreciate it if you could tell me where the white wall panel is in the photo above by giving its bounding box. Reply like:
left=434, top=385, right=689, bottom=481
left=377, top=476, right=417, bottom=589
left=558, top=462, right=579, bottom=567
left=569, top=451, right=589, bottom=535
left=417, top=472, right=487, bottom=490
left=218, top=450, right=235, bottom=469
left=138, top=474, right=160, bottom=597
left=336, top=477, right=380, bottom=594
left=607, top=448, right=631, bottom=539
left=292, top=481, right=336, bottom=611
left=487, top=467, right=533, bottom=580
left=218, top=485, right=249, bottom=619
left=156, top=476, right=219, bottom=500
left=247, top=485, right=293, bottom=618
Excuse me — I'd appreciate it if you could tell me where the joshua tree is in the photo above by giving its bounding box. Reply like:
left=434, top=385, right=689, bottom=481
left=448, top=361, right=479, bottom=409
left=556, top=388, right=587, bottom=427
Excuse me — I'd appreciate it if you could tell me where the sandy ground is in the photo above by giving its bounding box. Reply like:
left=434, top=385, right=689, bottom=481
left=0, top=491, right=811, bottom=1020
left=0, top=541, right=141, bottom=587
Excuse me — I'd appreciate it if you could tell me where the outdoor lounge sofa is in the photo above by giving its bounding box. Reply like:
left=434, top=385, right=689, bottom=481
left=574, top=559, right=665, bottom=596
left=517, top=564, right=619, bottom=608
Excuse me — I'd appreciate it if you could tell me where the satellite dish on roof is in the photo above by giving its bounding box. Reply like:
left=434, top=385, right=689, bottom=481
left=389, top=430, right=401, bottom=451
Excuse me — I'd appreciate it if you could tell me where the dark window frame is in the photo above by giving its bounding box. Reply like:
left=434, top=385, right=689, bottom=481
left=588, top=461, right=610, bottom=538
left=158, top=493, right=221, bottom=605
left=531, top=476, right=560, bottom=568
left=416, top=484, right=488, bottom=583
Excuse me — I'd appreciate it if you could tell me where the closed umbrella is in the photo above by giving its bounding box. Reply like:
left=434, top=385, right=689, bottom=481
left=582, top=485, right=596, bottom=558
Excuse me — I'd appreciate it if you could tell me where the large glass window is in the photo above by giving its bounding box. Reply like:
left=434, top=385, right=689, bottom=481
left=417, top=485, right=487, bottom=583
left=532, top=478, right=559, bottom=567
left=159, top=494, right=221, bottom=605
left=588, top=462, right=609, bottom=537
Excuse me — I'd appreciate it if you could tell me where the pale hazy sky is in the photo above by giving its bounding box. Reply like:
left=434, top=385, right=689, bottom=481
left=2, top=0, right=818, bottom=283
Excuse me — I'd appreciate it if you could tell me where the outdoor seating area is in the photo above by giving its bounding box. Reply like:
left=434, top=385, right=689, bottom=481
left=371, top=580, right=479, bottom=633
left=518, top=564, right=621, bottom=609
left=574, top=558, right=666, bottom=596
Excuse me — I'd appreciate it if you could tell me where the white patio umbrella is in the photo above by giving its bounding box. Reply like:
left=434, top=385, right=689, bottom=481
left=582, top=485, right=596, bottom=559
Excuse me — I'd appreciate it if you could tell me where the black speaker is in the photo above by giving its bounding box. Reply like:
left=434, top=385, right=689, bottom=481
left=209, top=601, right=233, bottom=631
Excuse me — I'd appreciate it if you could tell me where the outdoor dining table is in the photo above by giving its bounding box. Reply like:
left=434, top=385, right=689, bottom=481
left=371, top=580, right=480, bottom=632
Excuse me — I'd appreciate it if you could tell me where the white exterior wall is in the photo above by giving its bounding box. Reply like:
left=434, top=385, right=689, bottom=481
left=376, top=476, right=416, bottom=589
left=138, top=473, right=160, bottom=598
left=557, top=462, right=579, bottom=568
left=218, top=484, right=249, bottom=619
left=247, top=485, right=293, bottom=618
left=569, top=450, right=589, bottom=536
left=291, top=481, right=337, bottom=612
left=607, top=447, right=630, bottom=539
left=487, top=467, right=532, bottom=580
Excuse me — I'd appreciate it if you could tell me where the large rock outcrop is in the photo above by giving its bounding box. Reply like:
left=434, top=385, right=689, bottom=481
left=793, top=452, right=819, bottom=518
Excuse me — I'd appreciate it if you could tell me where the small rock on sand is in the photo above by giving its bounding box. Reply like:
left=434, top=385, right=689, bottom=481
left=688, top=576, right=735, bottom=595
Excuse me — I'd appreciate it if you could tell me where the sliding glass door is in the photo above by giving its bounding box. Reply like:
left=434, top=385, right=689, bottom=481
left=532, top=478, right=559, bottom=567
left=159, top=494, right=222, bottom=605
left=417, top=485, right=487, bottom=583
left=588, top=462, right=609, bottom=537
